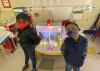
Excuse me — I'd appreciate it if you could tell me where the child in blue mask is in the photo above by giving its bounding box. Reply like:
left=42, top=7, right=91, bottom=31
left=61, top=22, right=88, bottom=71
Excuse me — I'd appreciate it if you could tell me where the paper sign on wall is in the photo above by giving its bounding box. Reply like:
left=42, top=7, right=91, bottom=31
left=1, top=0, right=11, bottom=8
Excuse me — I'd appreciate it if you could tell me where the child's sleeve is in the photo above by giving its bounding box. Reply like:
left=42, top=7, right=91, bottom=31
left=60, top=39, right=68, bottom=54
left=60, top=41, right=66, bottom=53
left=81, top=38, right=88, bottom=59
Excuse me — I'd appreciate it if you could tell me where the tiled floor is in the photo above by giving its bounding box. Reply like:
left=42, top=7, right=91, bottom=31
left=0, top=36, right=100, bottom=71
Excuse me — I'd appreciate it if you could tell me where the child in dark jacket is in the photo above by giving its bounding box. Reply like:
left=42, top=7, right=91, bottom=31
left=16, top=13, right=38, bottom=71
left=61, top=22, right=88, bottom=71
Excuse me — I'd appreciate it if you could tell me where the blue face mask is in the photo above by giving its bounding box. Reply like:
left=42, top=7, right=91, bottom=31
left=66, top=29, right=78, bottom=36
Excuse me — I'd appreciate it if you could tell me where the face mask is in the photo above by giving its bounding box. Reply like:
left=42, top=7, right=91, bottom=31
left=17, top=22, right=28, bottom=30
left=66, top=29, right=78, bottom=36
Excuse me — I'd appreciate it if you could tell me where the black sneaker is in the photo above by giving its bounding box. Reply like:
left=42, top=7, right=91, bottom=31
left=22, top=64, right=29, bottom=71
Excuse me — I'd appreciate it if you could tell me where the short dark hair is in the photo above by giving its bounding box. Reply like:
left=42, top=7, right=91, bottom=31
left=16, top=13, right=28, bottom=21
left=65, top=22, right=79, bottom=28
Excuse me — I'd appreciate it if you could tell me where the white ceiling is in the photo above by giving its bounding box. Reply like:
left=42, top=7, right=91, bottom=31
left=7, top=0, right=100, bottom=8
left=36, top=0, right=83, bottom=4
left=32, top=0, right=85, bottom=6
left=31, top=0, right=100, bottom=6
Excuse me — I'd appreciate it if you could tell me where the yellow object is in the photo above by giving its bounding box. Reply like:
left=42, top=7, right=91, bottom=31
left=88, top=47, right=96, bottom=55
